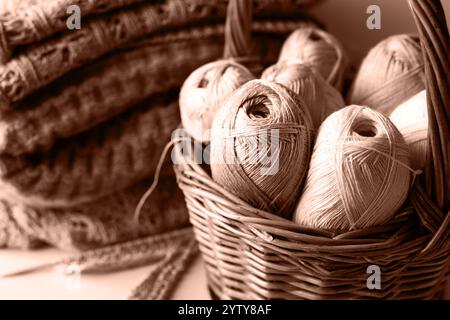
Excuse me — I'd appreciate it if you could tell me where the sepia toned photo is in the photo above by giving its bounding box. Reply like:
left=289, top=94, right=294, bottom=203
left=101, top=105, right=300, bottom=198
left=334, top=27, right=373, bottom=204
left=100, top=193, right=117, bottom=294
left=0, top=0, right=448, bottom=304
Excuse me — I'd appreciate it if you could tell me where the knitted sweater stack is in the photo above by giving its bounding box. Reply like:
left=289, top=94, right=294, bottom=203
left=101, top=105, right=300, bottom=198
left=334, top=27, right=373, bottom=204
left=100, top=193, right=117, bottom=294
left=0, top=0, right=317, bottom=251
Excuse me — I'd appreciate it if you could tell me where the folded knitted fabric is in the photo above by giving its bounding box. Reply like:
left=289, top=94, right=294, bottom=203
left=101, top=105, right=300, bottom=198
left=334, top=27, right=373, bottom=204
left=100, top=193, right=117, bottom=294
left=0, top=20, right=312, bottom=157
left=0, top=0, right=317, bottom=107
left=0, top=0, right=37, bottom=13
left=2, top=175, right=190, bottom=251
left=0, top=0, right=320, bottom=63
left=0, top=33, right=222, bottom=156
left=0, top=94, right=180, bottom=208
left=0, top=0, right=148, bottom=61
left=0, top=4, right=319, bottom=254
left=0, top=201, right=42, bottom=249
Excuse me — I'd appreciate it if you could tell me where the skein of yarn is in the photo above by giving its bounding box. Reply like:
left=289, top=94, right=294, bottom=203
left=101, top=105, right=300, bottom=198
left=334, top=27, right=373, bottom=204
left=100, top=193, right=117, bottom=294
left=390, top=90, right=428, bottom=171
left=210, top=79, right=313, bottom=218
left=261, top=62, right=345, bottom=129
left=278, top=27, right=346, bottom=90
left=294, top=105, right=413, bottom=232
left=179, top=59, right=254, bottom=143
left=391, top=91, right=450, bottom=201
left=348, top=34, right=425, bottom=115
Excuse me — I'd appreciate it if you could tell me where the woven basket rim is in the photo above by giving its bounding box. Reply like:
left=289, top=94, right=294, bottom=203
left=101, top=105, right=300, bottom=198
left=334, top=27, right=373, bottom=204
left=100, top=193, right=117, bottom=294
left=172, top=138, right=440, bottom=256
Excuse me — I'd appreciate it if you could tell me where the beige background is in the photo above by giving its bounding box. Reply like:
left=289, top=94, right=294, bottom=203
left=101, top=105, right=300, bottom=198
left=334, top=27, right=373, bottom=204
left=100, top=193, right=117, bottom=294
left=0, top=1, right=449, bottom=300
left=311, top=0, right=450, bottom=62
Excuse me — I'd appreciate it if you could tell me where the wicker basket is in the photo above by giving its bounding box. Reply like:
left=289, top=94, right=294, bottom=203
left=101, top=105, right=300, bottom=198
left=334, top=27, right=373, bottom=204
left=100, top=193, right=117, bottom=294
left=173, top=0, right=450, bottom=299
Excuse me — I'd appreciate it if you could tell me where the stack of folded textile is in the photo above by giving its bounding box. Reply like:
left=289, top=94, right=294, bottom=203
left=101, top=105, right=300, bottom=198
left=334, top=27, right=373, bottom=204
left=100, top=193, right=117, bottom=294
left=0, top=0, right=318, bottom=251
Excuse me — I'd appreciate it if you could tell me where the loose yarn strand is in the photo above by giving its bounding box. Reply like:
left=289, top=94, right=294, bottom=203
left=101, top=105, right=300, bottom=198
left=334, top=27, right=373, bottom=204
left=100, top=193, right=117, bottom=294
left=133, top=137, right=187, bottom=224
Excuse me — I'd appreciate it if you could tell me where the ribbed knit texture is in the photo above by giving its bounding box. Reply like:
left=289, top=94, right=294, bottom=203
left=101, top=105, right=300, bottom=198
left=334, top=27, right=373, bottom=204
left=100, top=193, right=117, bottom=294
left=0, top=0, right=318, bottom=56
left=0, top=33, right=223, bottom=156
left=0, top=22, right=309, bottom=208
left=0, top=21, right=310, bottom=156
left=0, top=0, right=148, bottom=59
left=2, top=175, right=189, bottom=251
left=0, top=95, right=180, bottom=208
left=0, top=0, right=317, bottom=107
left=0, top=201, right=42, bottom=249
left=0, top=0, right=317, bottom=255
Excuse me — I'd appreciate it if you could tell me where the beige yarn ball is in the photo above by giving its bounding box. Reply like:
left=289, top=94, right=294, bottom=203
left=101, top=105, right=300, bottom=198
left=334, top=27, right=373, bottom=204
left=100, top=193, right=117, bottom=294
left=278, top=27, right=346, bottom=90
left=261, top=62, right=345, bottom=129
left=294, top=105, right=412, bottom=233
left=348, top=34, right=425, bottom=115
left=210, top=79, right=314, bottom=218
left=179, top=59, right=254, bottom=143
left=390, top=90, right=428, bottom=171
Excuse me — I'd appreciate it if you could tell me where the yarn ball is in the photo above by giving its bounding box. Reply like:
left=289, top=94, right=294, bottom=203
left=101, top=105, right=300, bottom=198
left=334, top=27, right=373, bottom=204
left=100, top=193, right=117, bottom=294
left=348, top=34, right=425, bottom=115
left=179, top=59, right=254, bottom=143
left=210, top=79, right=314, bottom=218
left=294, top=105, right=412, bottom=232
left=278, top=27, right=346, bottom=89
left=261, top=62, right=345, bottom=129
left=390, top=90, right=428, bottom=170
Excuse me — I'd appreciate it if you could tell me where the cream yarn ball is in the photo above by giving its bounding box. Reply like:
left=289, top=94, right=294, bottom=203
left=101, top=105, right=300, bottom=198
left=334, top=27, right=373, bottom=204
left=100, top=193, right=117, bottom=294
left=390, top=90, right=428, bottom=171
left=210, top=79, right=314, bottom=218
left=261, top=62, right=345, bottom=129
left=278, top=27, right=346, bottom=90
left=349, top=34, right=425, bottom=115
left=179, top=59, right=254, bottom=143
left=294, top=105, right=412, bottom=232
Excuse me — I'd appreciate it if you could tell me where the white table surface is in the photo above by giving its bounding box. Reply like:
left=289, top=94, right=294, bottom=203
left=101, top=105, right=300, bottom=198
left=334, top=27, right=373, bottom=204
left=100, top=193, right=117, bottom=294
left=0, top=248, right=210, bottom=300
